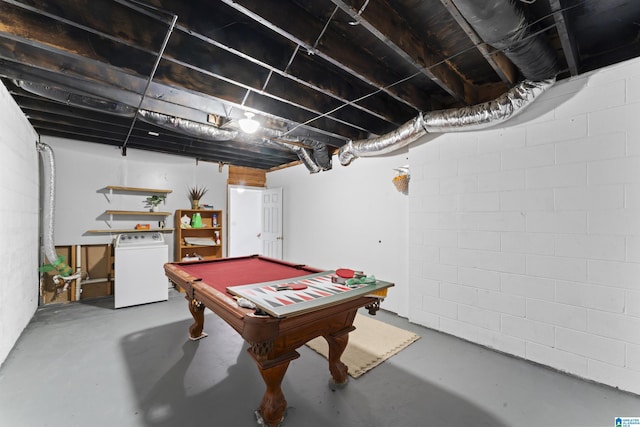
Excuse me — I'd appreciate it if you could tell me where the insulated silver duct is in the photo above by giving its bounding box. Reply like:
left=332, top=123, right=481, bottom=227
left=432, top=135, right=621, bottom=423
left=339, top=78, right=554, bottom=165
left=303, top=138, right=332, bottom=171
left=293, top=146, right=322, bottom=174
left=266, top=138, right=322, bottom=173
left=37, top=142, right=58, bottom=268
left=452, top=0, right=559, bottom=81
left=15, top=78, right=334, bottom=170
left=422, top=78, right=554, bottom=132
left=15, top=80, right=239, bottom=141
left=338, top=0, right=560, bottom=166
left=257, top=127, right=331, bottom=172
left=137, top=110, right=237, bottom=141
left=37, top=142, right=74, bottom=278
left=16, top=80, right=136, bottom=117
left=339, top=114, right=428, bottom=166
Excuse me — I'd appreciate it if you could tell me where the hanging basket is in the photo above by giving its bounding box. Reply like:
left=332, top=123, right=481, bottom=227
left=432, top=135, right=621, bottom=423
left=392, top=173, right=410, bottom=194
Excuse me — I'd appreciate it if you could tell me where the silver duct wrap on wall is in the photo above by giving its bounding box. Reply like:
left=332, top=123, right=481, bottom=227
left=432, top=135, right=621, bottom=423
left=37, top=142, right=58, bottom=267
left=339, top=78, right=554, bottom=165
left=137, top=110, right=238, bottom=141
left=37, top=142, right=74, bottom=280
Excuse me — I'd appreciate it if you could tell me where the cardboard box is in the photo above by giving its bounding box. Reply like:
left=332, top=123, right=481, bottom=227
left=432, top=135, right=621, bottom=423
left=80, top=281, right=112, bottom=300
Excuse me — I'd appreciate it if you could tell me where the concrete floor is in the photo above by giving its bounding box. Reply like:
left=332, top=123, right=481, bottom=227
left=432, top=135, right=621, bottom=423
left=0, top=289, right=638, bottom=427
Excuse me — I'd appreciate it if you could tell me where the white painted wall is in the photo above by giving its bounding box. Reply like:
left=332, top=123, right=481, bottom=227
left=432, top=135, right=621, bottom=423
left=3, top=57, right=640, bottom=394
left=407, top=59, right=640, bottom=395
left=267, top=152, right=410, bottom=316
left=270, top=57, right=640, bottom=395
left=0, top=81, right=39, bottom=366
left=40, top=136, right=229, bottom=259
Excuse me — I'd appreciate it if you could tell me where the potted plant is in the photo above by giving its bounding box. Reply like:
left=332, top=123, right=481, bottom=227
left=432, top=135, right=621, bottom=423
left=144, top=194, right=166, bottom=212
left=188, top=185, right=208, bottom=209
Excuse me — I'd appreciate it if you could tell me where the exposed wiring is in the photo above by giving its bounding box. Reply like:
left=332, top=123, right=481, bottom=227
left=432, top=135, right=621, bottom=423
left=348, top=0, right=371, bottom=25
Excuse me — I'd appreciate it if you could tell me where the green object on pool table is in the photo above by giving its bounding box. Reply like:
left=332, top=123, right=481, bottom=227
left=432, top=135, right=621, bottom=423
left=345, top=275, right=376, bottom=287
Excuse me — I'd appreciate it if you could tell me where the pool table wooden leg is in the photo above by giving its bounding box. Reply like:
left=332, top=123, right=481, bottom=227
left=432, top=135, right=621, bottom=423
left=186, top=296, right=208, bottom=340
left=325, top=332, right=349, bottom=390
left=255, top=360, right=290, bottom=427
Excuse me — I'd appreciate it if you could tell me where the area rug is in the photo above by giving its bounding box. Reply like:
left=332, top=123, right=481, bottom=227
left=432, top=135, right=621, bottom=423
left=305, top=314, right=420, bottom=378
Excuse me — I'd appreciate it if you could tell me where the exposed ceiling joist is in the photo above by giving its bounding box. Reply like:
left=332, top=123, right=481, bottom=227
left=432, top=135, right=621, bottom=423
left=0, top=0, right=638, bottom=170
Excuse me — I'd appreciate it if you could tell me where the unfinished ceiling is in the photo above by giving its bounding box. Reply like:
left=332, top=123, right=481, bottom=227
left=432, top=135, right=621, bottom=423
left=1, top=0, right=639, bottom=170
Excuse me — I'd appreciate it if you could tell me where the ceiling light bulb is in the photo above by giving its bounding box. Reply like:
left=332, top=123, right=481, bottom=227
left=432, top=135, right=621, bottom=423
left=239, top=112, right=259, bottom=134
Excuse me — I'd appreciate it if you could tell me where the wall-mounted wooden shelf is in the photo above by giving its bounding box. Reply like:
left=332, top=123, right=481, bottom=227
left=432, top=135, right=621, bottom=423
left=105, top=186, right=172, bottom=194
left=87, top=228, right=174, bottom=234
left=87, top=186, right=174, bottom=234
left=105, top=210, right=171, bottom=216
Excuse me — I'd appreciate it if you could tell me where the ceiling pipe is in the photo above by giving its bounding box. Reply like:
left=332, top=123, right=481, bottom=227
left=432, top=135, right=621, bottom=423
left=15, top=76, right=332, bottom=168
left=137, top=110, right=238, bottom=141
left=14, top=80, right=137, bottom=117
left=266, top=139, right=322, bottom=173
left=338, top=0, right=559, bottom=166
left=302, top=138, right=332, bottom=171
left=423, top=78, right=553, bottom=132
left=339, top=78, right=553, bottom=165
left=258, top=128, right=332, bottom=172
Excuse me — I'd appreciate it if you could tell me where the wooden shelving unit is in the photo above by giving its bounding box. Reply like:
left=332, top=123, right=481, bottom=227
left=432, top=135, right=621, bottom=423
left=175, top=209, right=223, bottom=260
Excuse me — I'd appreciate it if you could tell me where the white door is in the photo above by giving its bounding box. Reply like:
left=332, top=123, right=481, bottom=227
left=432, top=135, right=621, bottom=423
left=228, top=186, right=262, bottom=257
left=262, top=187, right=283, bottom=259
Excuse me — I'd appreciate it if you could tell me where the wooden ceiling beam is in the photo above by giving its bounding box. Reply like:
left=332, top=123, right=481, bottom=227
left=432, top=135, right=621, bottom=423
left=548, top=0, right=579, bottom=76
left=438, top=0, right=518, bottom=85
left=0, top=2, right=395, bottom=140
left=330, top=0, right=471, bottom=104
left=219, top=0, right=432, bottom=112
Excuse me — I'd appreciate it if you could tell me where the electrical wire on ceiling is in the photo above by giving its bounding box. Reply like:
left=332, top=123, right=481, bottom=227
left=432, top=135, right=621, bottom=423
left=348, top=0, right=370, bottom=25
left=120, top=13, right=178, bottom=156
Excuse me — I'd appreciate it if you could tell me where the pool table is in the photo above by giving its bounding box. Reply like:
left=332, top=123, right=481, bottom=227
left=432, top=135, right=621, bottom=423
left=164, top=255, right=394, bottom=427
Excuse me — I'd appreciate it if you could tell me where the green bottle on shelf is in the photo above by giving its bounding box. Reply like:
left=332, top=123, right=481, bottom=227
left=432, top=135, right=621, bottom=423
left=191, top=212, right=203, bottom=228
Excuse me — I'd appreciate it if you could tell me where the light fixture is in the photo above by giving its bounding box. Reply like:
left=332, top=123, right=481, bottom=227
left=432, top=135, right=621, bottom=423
left=238, top=112, right=259, bottom=134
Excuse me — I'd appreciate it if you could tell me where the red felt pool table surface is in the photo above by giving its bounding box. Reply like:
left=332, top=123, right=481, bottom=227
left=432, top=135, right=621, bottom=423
left=170, top=255, right=322, bottom=293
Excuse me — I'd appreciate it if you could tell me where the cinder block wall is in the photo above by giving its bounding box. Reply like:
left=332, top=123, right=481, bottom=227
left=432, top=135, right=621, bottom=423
left=0, top=81, right=39, bottom=365
left=408, top=58, right=640, bottom=395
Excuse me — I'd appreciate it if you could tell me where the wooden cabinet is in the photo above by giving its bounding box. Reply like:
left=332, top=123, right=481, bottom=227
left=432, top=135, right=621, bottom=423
left=175, top=209, right=223, bottom=260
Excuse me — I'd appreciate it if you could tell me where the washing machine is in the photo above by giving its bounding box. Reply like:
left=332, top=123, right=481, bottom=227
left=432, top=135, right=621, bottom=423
left=114, top=232, right=168, bottom=308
